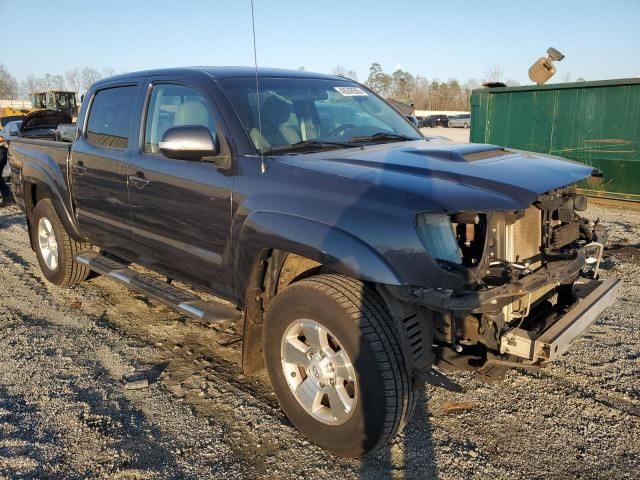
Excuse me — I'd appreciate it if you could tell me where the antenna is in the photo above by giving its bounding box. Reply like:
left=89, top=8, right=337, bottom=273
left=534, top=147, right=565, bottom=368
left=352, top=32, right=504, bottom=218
left=250, top=0, right=266, bottom=173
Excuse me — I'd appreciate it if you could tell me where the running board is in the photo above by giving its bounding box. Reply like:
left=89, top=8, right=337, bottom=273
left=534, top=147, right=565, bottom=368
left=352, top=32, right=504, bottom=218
left=75, top=252, right=241, bottom=323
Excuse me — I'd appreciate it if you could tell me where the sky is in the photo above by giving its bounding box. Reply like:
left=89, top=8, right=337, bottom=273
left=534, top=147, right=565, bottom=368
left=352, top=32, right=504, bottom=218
left=1, top=0, right=639, bottom=86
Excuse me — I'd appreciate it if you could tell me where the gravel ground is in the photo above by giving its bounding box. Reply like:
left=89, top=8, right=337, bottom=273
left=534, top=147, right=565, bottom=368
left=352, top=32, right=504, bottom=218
left=0, top=203, right=638, bottom=479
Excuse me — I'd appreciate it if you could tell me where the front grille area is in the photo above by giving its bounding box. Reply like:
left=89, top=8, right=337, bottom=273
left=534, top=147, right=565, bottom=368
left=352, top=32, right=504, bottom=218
left=506, top=206, right=542, bottom=262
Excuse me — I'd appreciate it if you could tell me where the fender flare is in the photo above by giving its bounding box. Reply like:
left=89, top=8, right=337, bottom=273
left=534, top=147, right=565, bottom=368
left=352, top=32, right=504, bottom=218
left=234, top=211, right=403, bottom=300
left=19, top=151, right=84, bottom=240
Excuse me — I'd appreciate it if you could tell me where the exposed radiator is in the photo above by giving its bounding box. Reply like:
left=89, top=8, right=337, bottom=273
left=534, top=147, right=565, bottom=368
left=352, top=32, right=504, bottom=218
left=505, top=206, right=542, bottom=262
left=504, top=206, right=546, bottom=322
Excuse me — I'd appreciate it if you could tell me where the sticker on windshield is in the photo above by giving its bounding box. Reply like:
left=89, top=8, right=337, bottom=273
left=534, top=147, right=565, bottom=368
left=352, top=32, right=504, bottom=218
left=334, top=86, right=368, bottom=97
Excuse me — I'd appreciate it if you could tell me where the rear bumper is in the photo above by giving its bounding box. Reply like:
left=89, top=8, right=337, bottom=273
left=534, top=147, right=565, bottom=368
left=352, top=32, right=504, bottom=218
left=500, top=278, right=622, bottom=362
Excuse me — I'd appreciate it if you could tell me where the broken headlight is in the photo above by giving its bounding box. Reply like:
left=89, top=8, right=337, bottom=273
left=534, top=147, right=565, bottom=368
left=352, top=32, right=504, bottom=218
left=416, top=213, right=462, bottom=264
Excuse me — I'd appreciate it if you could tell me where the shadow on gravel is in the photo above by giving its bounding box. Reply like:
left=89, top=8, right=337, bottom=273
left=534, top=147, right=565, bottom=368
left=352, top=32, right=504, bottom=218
left=2, top=249, right=32, bottom=268
left=0, top=211, right=25, bottom=229
left=0, top=385, right=67, bottom=479
left=359, top=389, right=437, bottom=480
left=68, top=382, right=183, bottom=476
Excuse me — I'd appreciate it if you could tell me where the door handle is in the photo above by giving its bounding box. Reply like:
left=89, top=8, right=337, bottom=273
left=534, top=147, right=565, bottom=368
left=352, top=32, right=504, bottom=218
left=129, top=173, right=150, bottom=189
left=72, top=162, right=87, bottom=174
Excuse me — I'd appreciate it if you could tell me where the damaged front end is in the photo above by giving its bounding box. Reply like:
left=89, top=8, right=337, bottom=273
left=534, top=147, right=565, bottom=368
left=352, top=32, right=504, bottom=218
left=386, top=185, right=621, bottom=379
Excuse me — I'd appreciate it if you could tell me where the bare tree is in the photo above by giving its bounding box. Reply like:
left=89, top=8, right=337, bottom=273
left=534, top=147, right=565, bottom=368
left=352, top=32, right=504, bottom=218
left=332, top=65, right=358, bottom=81
left=484, top=65, right=505, bottom=83
left=44, top=74, right=66, bottom=90
left=65, top=68, right=82, bottom=96
left=20, top=74, right=42, bottom=97
left=80, top=67, right=101, bottom=92
left=102, top=67, right=115, bottom=78
left=0, top=64, right=19, bottom=99
left=561, top=72, right=572, bottom=83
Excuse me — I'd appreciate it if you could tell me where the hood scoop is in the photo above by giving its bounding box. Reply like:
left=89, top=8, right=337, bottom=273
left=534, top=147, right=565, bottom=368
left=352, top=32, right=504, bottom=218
left=403, top=144, right=512, bottom=162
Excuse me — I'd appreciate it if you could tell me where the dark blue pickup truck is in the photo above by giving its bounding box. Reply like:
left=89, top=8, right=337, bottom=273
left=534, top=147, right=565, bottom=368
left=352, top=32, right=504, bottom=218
left=8, top=67, right=620, bottom=457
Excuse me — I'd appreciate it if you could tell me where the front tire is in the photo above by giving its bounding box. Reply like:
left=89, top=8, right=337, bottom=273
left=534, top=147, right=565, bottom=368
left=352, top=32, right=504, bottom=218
left=263, top=274, right=416, bottom=457
left=31, top=199, right=91, bottom=286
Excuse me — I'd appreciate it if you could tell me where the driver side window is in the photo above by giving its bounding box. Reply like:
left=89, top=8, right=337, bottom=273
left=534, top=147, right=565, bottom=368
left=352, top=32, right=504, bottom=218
left=144, top=84, right=217, bottom=154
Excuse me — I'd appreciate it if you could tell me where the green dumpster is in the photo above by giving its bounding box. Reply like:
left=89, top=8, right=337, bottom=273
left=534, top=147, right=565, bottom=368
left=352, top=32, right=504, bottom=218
left=470, top=78, right=640, bottom=202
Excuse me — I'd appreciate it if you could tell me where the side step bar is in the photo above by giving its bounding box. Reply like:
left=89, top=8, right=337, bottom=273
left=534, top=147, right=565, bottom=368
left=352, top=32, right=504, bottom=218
left=75, top=252, right=242, bottom=323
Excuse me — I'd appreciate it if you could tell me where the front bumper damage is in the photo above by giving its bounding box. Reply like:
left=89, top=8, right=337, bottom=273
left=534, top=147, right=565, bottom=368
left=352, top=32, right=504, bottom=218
left=395, top=248, right=588, bottom=313
left=388, top=245, right=622, bottom=370
left=501, top=277, right=621, bottom=362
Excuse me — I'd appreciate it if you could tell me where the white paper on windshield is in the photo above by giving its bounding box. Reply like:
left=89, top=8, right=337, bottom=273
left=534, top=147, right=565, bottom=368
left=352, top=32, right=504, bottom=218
left=334, top=86, right=368, bottom=96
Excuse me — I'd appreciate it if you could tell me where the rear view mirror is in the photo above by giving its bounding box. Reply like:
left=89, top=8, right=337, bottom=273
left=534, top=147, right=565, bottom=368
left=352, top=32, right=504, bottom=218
left=159, top=126, right=219, bottom=161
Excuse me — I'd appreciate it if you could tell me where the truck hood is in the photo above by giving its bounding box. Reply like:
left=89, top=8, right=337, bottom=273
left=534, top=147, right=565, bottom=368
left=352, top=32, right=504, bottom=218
left=273, top=140, right=597, bottom=212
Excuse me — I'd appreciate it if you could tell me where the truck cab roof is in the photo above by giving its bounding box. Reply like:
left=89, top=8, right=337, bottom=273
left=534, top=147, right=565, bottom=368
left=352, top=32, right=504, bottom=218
left=94, top=66, right=341, bottom=85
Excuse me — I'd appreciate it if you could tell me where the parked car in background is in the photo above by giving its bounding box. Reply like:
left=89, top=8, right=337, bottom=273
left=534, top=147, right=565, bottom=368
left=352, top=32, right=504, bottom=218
left=448, top=113, right=471, bottom=128
left=8, top=66, right=620, bottom=458
left=405, top=114, right=420, bottom=127
left=420, top=114, right=450, bottom=128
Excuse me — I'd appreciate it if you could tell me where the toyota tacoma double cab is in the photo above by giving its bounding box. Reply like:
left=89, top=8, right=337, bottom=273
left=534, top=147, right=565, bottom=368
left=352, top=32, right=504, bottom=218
left=8, top=67, right=620, bottom=457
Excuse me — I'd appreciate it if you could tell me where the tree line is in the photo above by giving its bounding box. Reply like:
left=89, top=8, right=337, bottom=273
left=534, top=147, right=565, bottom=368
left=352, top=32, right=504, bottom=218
left=0, top=64, right=115, bottom=100
left=363, top=62, right=522, bottom=111
left=2, top=62, right=528, bottom=112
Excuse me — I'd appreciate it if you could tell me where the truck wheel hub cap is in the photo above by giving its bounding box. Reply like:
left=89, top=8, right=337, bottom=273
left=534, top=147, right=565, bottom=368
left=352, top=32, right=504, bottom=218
left=37, top=217, right=58, bottom=271
left=281, top=319, right=358, bottom=425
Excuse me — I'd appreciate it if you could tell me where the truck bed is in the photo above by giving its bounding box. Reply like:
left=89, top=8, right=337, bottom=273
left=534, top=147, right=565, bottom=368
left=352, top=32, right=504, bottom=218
left=8, top=138, right=72, bottom=214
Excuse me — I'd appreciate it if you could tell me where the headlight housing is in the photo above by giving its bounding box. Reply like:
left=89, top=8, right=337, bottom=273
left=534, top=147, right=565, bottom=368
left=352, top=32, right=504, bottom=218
left=415, top=213, right=462, bottom=264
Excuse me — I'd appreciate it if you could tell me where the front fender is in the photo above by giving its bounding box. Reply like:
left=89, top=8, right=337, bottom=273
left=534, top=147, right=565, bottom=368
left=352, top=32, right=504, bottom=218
left=234, top=211, right=403, bottom=299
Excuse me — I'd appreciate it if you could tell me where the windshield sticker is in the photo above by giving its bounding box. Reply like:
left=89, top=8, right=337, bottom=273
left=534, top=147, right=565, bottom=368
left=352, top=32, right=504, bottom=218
left=334, top=86, right=368, bottom=97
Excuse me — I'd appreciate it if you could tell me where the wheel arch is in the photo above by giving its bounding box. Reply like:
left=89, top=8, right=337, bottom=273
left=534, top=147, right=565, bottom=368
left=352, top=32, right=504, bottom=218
left=234, top=211, right=402, bottom=301
left=236, top=212, right=403, bottom=375
left=21, top=168, right=84, bottom=243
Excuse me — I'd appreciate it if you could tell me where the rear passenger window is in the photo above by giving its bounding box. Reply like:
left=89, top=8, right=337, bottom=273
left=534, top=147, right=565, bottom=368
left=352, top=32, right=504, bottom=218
left=144, top=84, right=217, bottom=154
left=86, top=86, right=137, bottom=149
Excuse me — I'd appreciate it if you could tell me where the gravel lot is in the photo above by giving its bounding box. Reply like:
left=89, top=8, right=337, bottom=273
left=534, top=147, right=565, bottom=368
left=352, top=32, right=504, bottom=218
left=0, top=202, right=638, bottom=479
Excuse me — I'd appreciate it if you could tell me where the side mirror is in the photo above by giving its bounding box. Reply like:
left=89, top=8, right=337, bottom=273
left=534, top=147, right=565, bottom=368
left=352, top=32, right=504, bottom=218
left=159, top=126, right=219, bottom=161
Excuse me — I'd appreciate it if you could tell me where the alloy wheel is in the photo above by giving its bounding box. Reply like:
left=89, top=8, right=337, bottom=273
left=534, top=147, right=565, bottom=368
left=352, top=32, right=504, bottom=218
left=280, top=318, right=358, bottom=425
left=37, top=217, right=59, bottom=270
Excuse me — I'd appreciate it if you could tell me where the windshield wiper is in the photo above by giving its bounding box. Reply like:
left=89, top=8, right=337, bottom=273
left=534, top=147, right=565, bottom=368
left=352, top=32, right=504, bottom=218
left=263, top=140, right=356, bottom=155
left=348, top=132, right=415, bottom=144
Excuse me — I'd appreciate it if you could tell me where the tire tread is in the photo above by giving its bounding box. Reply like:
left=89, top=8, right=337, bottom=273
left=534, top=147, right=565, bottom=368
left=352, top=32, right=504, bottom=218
left=290, top=274, right=416, bottom=454
left=32, top=199, right=90, bottom=287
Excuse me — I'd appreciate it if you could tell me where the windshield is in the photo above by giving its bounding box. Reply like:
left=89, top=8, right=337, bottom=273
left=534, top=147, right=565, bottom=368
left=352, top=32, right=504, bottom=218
left=218, top=77, right=422, bottom=153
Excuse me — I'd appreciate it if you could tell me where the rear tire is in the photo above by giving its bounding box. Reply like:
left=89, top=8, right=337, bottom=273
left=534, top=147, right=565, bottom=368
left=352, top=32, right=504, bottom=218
left=263, top=274, right=416, bottom=458
left=31, top=199, right=90, bottom=286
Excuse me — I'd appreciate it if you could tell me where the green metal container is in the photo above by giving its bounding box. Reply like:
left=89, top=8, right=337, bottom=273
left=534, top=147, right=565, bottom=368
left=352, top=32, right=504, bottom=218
left=470, top=78, right=640, bottom=202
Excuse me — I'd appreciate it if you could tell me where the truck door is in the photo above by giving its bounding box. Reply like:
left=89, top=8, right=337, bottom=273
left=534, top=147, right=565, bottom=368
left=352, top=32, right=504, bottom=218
left=70, top=84, right=141, bottom=258
left=127, top=80, right=234, bottom=297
